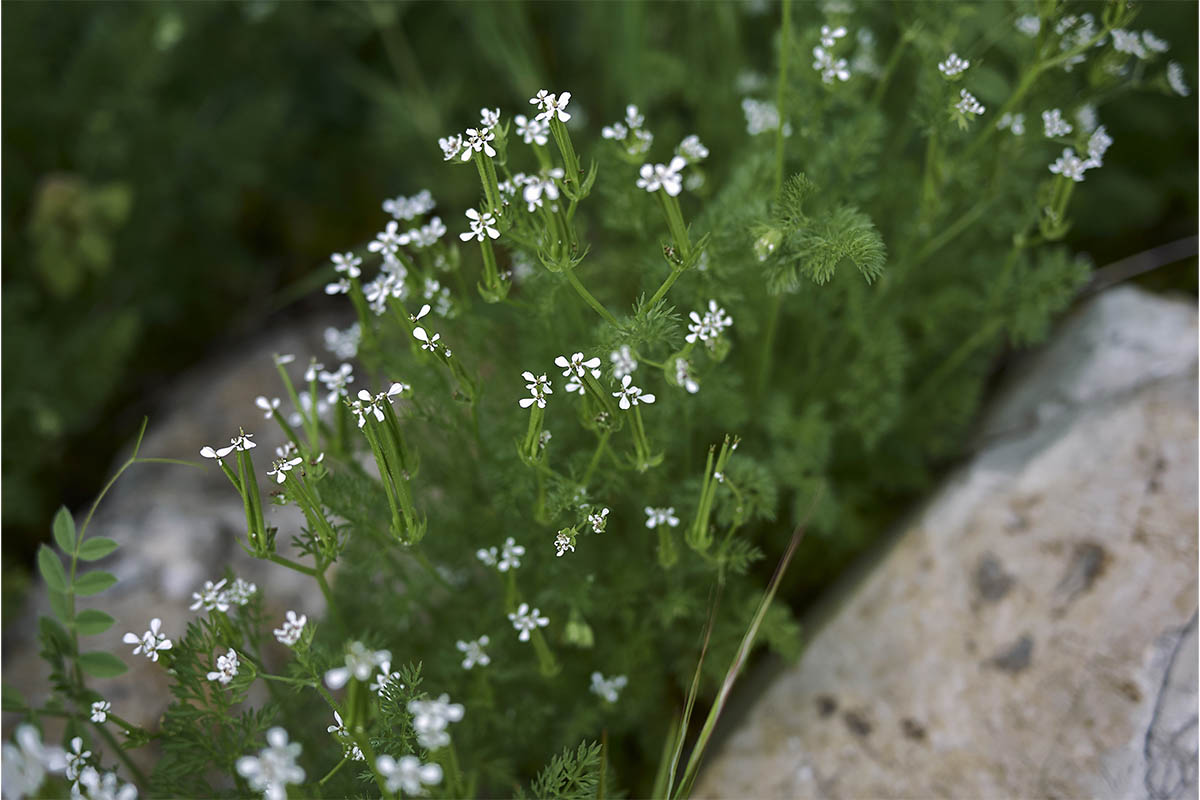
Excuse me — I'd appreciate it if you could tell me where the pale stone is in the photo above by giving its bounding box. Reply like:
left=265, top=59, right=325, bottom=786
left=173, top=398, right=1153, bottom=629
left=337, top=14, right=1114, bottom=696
left=696, top=287, right=1198, bottom=800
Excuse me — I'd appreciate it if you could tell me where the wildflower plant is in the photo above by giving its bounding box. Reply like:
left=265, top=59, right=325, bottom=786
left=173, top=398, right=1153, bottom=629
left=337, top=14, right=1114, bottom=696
left=5, top=1, right=1189, bottom=798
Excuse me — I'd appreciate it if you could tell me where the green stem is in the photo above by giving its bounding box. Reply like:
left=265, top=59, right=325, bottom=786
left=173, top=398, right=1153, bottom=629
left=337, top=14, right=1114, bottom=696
left=93, top=721, right=150, bottom=788
left=581, top=430, right=612, bottom=487
left=564, top=270, right=618, bottom=326
left=772, top=0, right=792, bottom=197
left=318, top=755, right=350, bottom=787
left=754, top=294, right=783, bottom=400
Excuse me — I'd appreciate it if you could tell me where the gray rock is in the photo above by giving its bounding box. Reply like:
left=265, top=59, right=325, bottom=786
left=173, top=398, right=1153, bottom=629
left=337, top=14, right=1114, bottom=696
left=696, top=287, right=1198, bottom=800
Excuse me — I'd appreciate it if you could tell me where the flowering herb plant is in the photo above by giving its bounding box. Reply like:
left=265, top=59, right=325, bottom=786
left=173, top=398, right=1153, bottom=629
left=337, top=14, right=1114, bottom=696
left=4, top=1, right=1189, bottom=798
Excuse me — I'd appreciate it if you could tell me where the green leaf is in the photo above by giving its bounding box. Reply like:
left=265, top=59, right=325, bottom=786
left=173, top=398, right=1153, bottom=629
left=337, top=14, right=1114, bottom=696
left=78, top=651, right=128, bottom=678
left=73, top=571, right=117, bottom=596
left=48, top=589, right=71, bottom=623
left=75, top=609, right=116, bottom=635
left=77, top=538, right=119, bottom=562
left=52, top=506, right=77, bottom=554
left=37, top=545, right=68, bottom=592
left=1, top=682, right=27, bottom=712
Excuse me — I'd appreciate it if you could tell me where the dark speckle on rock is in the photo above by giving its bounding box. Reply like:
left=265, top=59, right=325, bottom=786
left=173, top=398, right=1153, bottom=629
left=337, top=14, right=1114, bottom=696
left=1056, top=541, right=1108, bottom=605
left=843, top=709, right=873, bottom=737
left=816, top=695, right=838, bottom=718
left=974, top=552, right=1015, bottom=602
left=901, top=718, right=927, bottom=741
left=987, top=633, right=1034, bottom=673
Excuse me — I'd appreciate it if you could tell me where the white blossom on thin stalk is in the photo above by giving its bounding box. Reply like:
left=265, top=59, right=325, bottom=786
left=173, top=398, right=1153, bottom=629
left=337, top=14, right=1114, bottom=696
left=267, top=455, right=303, bottom=484
left=459, top=208, right=500, bottom=242
left=1049, top=148, right=1089, bottom=182
left=554, top=531, right=576, bottom=557
left=610, top=345, right=638, bottom=379
left=819, top=24, right=846, bottom=48
left=1041, top=108, right=1073, bottom=137
left=636, top=156, right=686, bottom=196
left=1015, top=14, right=1040, bottom=36
left=370, top=660, right=404, bottom=696
left=90, top=700, right=111, bottom=724
left=515, top=114, right=549, bottom=145
left=408, top=694, right=464, bottom=750
left=686, top=300, right=733, bottom=345
left=461, top=127, right=497, bottom=160
left=645, top=506, right=680, bottom=528
left=1086, top=126, right=1113, bottom=167
left=325, top=323, right=361, bottom=360
left=812, top=46, right=850, bottom=83
left=555, top=352, right=601, bottom=395
left=331, top=251, right=362, bottom=278
left=76, top=768, right=137, bottom=800
left=508, top=602, right=549, bottom=642
left=122, top=618, right=173, bottom=662
left=324, top=641, right=391, bottom=690
left=236, top=728, right=305, bottom=800
left=439, top=134, right=464, bottom=161
left=206, top=649, right=240, bottom=685
left=531, top=90, right=572, bottom=123
left=273, top=611, right=307, bottom=646
left=519, top=371, right=553, bottom=409
left=479, top=107, right=501, bottom=128
left=190, top=578, right=230, bottom=613
left=1142, top=30, right=1169, bottom=54
left=499, top=537, right=525, bottom=571
left=226, top=577, right=257, bottom=606
left=383, top=189, right=435, bottom=221
left=368, top=220, right=408, bottom=257
left=677, top=134, right=709, bottom=163
left=675, top=358, right=700, bottom=394
left=254, top=396, right=280, bottom=419
left=318, top=363, right=354, bottom=404
left=954, top=89, right=985, bottom=117
left=590, top=671, right=629, bottom=703
left=476, top=546, right=499, bottom=568
left=741, top=98, right=789, bottom=136
left=588, top=507, right=610, bottom=533
left=377, top=755, right=443, bottom=797
left=64, top=736, right=90, bottom=783
left=456, top=636, right=491, bottom=670
left=326, top=711, right=364, bottom=761
left=937, top=52, right=970, bottom=77
left=997, top=112, right=1025, bottom=135
left=1111, top=29, right=1147, bottom=59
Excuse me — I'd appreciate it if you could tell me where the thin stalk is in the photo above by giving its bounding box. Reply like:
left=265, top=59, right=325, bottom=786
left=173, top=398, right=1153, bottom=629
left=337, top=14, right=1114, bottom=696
left=772, top=0, right=792, bottom=197
left=92, top=722, right=150, bottom=788
left=645, top=266, right=685, bottom=309
left=564, top=270, right=619, bottom=326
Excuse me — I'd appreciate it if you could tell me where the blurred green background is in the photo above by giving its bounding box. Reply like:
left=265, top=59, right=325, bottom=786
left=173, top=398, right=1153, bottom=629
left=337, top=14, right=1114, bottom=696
left=3, top=0, right=1195, bottom=624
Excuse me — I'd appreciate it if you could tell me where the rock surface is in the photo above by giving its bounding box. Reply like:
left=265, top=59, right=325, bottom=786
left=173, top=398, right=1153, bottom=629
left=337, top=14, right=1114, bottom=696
left=696, top=286, right=1198, bottom=800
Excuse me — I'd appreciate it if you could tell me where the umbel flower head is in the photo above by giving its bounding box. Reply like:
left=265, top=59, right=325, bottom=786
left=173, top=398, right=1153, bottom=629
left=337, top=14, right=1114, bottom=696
left=206, top=649, right=240, bottom=685
left=326, top=711, right=364, bottom=761
left=519, top=371, right=553, bottom=409
left=508, top=602, right=550, bottom=641
left=236, top=728, right=305, bottom=800
left=273, top=610, right=307, bottom=646
left=408, top=693, right=465, bottom=750
left=122, top=617, right=173, bottom=662
left=456, top=635, right=491, bottom=669
left=636, top=156, right=686, bottom=196
left=590, top=671, right=629, bottom=703
left=324, top=641, right=391, bottom=689
left=613, top=374, right=655, bottom=409
left=377, top=755, right=443, bottom=797
left=531, top=89, right=572, bottom=123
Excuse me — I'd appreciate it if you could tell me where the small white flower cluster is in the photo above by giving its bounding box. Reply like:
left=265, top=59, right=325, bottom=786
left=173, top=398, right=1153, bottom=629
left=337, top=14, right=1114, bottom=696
left=636, top=155, right=687, bottom=197
left=954, top=89, right=985, bottom=118
left=199, top=430, right=257, bottom=462
left=813, top=24, right=850, bottom=84
left=90, top=700, right=112, bottom=723
left=997, top=112, right=1026, bottom=136
left=439, top=107, right=503, bottom=163
left=408, top=694, right=464, bottom=750
left=588, top=507, right=610, bottom=534
left=267, top=453, right=303, bottom=484
left=318, top=362, right=354, bottom=403
left=677, top=134, right=709, bottom=164
left=501, top=167, right=565, bottom=213
left=383, top=189, right=435, bottom=222
left=324, top=251, right=362, bottom=295
left=326, top=711, right=364, bottom=762
left=456, top=635, right=491, bottom=669
left=76, top=767, right=139, bottom=800
left=1014, top=14, right=1040, bottom=37
left=122, top=617, right=173, bottom=662
left=371, top=659, right=404, bottom=697
left=1168, top=61, right=1191, bottom=97
left=348, top=382, right=409, bottom=428
left=519, top=371, right=553, bottom=409
left=644, top=506, right=680, bottom=529
left=590, top=671, right=629, bottom=703
left=555, top=352, right=601, bottom=394
left=1111, top=29, right=1169, bottom=60
left=508, top=602, right=550, bottom=642
left=601, top=104, right=654, bottom=156
left=686, top=299, right=734, bottom=347
left=63, top=737, right=89, bottom=785
left=377, top=754, right=443, bottom=797
left=613, top=374, right=655, bottom=409
left=674, top=358, right=700, bottom=394
left=324, top=322, right=362, bottom=360
left=554, top=531, right=575, bottom=557
left=273, top=610, right=307, bottom=646
left=409, top=303, right=451, bottom=357
left=324, top=641, right=392, bottom=690
left=206, top=648, right=240, bottom=685
left=477, top=536, right=526, bottom=572
left=937, top=52, right=969, bottom=77
left=851, top=27, right=882, bottom=78
left=610, top=345, right=638, bottom=379
left=459, top=207, right=500, bottom=242
left=514, top=112, right=550, bottom=146
left=530, top=89, right=572, bottom=123
left=236, top=728, right=305, bottom=800
left=1041, top=108, right=1073, bottom=138
left=741, top=98, right=790, bottom=136
left=1048, top=124, right=1113, bottom=183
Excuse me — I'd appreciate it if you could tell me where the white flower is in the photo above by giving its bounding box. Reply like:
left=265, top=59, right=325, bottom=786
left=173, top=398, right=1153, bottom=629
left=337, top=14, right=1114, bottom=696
left=1111, top=29, right=1147, bottom=59
left=812, top=46, right=850, bottom=84
left=331, top=251, right=362, bottom=278
left=122, top=618, right=172, bottom=662
left=1049, top=148, right=1089, bottom=182
left=1014, top=14, right=1040, bottom=36
left=628, top=128, right=654, bottom=156
left=644, top=506, right=680, bottom=528
left=636, top=156, right=686, bottom=197
left=236, top=728, right=305, bottom=800
left=601, top=121, right=628, bottom=140
left=937, top=52, right=969, bottom=77
left=741, top=98, right=787, bottom=135
left=554, top=352, right=602, bottom=391
left=74, top=767, right=137, bottom=800
left=383, top=189, right=435, bottom=221
left=326, top=711, right=364, bottom=761
left=317, top=363, right=354, bottom=404
left=254, top=396, right=280, bottom=419
left=554, top=531, right=575, bottom=557
left=368, top=220, right=408, bottom=257
left=230, top=432, right=257, bottom=452
left=522, top=168, right=565, bottom=212
left=613, top=374, right=655, bottom=409
left=686, top=300, right=733, bottom=344
left=459, top=207, right=500, bottom=242
left=610, top=345, right=638, bottom=379
left=479, top=107, right=501, bottom=128
left=954, top=89, right=985, bottom=117
left=267, top=455, right=303, bottom=484
left=377, top=755, right=443, bottom=797
left=1168, top=61, right=1191, bottom=97
left=461, top=127, right=497, bottom=160
left=90, top=701, right=111, bottom=724
left=325, top=323, right=362, bottom=360
left=303, top=359, right=325, bottom=383
left=324, top=641, right=391, bottom=690
left=225, top=578, right=257, bottom=606
left=674, top=358, right=700, bottom=394
left=515, top=114, right=549, bottom=145
left=456, top=636, right=491, bottom=670
left=476, top=546, right=498, bottom=567
left=1086, top=125, right=1112, bottom=167
left=1041, top=108, right=1073, bottom=137
left=519, top=371, right=553, bottom=409
left=531, top=90, right=572, bottom=123
left=508, top=602, right=549, bottom=642
left=274, top=353, right=296, bottom=366
left=819, top=24, right=847, bottom=48
left=590, top=671, right=629, bottom=703
left=625, top=104, right=645, bottom=129
left=1142, top=30, right=1169, bottom=54
left=678, top=134, right=709, bottom=163
left=498, top=536, right=525, bottom=571
left=588, top=507, right=610, bottom=534
left=61, top=737, right=91, bottom=784
left=273, top=611, right=307, bottom=646
left=206, top=649, right=240, bottom=685
left=189, top=578, right=230, bottom=613
left=2, top=724, right=66, bottom=800
left=411, top=216, right=447, bottom=248
left=369, top=660, right=403, bottom=697
left=438, top=134, right=464, bottom=161
left=407, top=694, right=464, bottom=750
left=200, top=441, right=235, bottom=461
